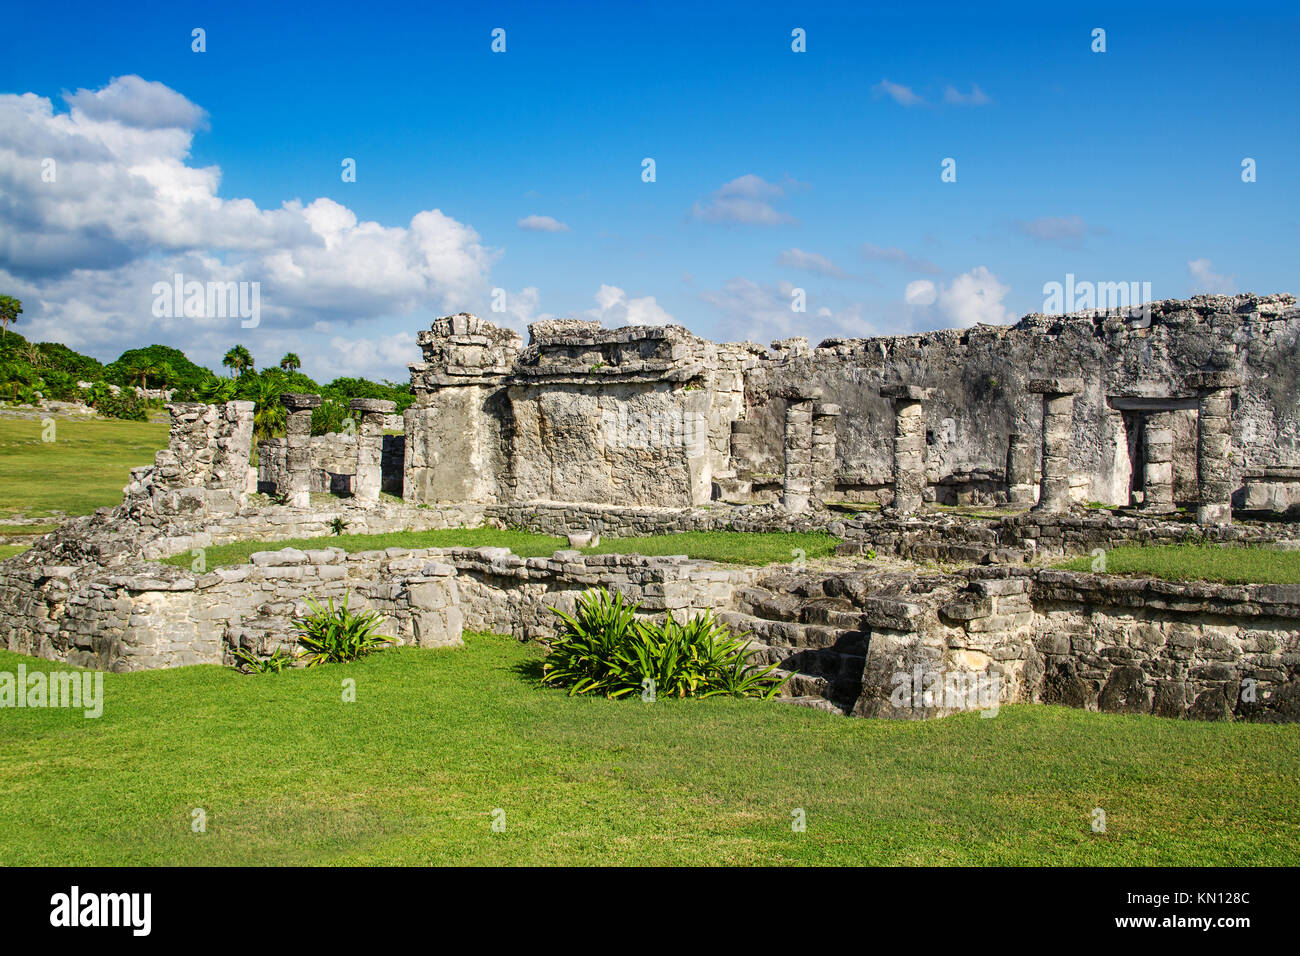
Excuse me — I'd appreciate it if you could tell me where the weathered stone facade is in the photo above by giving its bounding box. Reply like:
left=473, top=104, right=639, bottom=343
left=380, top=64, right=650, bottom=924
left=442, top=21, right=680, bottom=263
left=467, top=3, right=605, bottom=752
left=391, top=294, right=1300, bottom=515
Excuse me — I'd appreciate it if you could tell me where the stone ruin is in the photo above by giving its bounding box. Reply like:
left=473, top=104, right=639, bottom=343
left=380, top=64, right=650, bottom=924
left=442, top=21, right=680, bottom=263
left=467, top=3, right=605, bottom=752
left=3, top=293, right=1300, bottom=722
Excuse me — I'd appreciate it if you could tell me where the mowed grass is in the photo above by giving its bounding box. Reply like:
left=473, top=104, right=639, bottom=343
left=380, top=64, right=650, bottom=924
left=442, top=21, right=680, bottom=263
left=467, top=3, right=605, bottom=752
left=0, top=414, right=167, bottom=518
left=1, top=637, right=1296, bottom=866
left=161, top=528, right=841, bottom=569
left=1055, top=544, right=1300, bottom=585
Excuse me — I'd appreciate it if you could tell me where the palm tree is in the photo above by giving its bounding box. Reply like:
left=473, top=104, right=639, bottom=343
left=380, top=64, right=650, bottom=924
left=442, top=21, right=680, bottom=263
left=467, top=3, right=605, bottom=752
left=126, top=357, right=173, bottom=391
left=222, top=345, right=254, bottom=377
left=0, top=296, right=21, bottom=340
left=17, top=343, right=43, bottom=367
left=279, top=352, right=302, bottom=373
left=250, top=376, right=286, bottom=440
left=197, top=377, right=238, bottom=403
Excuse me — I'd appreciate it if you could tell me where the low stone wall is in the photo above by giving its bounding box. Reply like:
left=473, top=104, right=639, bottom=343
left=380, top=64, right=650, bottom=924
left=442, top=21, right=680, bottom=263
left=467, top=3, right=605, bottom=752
left=258, top=433, right=405, bottom=496
left=3, top=533, right=1297, bottom=721
left=0, top=545, right=748, bottom=672
left=485, top=500, right=836, bottom=537
left=834, top=509, right=1288, bottom=563
left=449, top=547, right=754, bottom=641
left=729, top=563, right=1300, bottom=722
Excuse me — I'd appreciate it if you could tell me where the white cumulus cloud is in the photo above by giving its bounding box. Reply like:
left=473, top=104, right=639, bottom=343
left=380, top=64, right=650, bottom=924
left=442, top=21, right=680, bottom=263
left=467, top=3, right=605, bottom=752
left=586, top=284, right=674, bottom=326
left=690, top=174, right=801, bottom=226
left=777, top=248, right=846, bottom=278
left=518, top=214, right=569, bottom=233
left=1188, top=258, right=1236, bottom=294
left=0, top=75, right=498, bottom=367
left=904, top=279, right=937, bottom=306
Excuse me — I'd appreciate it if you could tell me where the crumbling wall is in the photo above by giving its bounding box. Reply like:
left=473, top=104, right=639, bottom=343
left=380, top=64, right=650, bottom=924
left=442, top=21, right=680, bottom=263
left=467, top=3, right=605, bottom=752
left=123, top=400, right=255, bottom=517
left=405, top=316, right=724, bottom=508
left=748, top=294, right=1300, bottom=507
left=258, top=433, right=405, bottom=496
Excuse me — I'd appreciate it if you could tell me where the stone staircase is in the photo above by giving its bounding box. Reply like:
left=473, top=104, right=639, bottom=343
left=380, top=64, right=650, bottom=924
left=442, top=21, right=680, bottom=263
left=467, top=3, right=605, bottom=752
left=719, top=579, right=870, bottom=714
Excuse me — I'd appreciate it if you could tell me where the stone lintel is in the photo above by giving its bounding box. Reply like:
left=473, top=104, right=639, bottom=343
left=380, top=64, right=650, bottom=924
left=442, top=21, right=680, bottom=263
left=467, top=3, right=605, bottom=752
left=879, top=384, right=935, bottom=401
left=774, top=384, right=825, bottom=402
left=349, top=398, right=398, bottom=414
left=280, top=392, right=323, bottom=411
left=1186, top=370, right=1243, bottom=391
left=1027, top=377, right=1084, bottom=395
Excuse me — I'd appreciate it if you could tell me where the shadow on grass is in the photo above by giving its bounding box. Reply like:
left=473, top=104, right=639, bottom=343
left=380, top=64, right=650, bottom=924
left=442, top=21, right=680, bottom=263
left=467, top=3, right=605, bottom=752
left=511, top=657, right=548, bottom=686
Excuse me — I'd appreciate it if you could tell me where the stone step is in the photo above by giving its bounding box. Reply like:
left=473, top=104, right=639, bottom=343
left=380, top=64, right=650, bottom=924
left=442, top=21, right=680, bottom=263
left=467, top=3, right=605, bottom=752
left=778, top=695, right=846, bottom=714
left=774, top=669, right=858, bottom=714
left=746, top=638, right=864, bottom=681
left=735, top=586, right=804, bottom=623
left=720, top=610, right=867, bottom=654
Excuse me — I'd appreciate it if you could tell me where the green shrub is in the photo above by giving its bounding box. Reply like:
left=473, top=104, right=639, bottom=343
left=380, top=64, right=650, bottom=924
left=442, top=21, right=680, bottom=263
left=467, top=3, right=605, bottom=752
left=292, top=593, right=394, bottom=666
left=92, top=390, right=148, bottom=421
left=230, top=646, right=298, bottom=673
left=542, top=589, right=787, bottom=700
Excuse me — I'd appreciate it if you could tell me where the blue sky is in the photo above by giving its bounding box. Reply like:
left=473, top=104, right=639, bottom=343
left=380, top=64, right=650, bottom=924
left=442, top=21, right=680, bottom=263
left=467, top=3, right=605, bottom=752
left=3, top=0, right=1297, bottom=379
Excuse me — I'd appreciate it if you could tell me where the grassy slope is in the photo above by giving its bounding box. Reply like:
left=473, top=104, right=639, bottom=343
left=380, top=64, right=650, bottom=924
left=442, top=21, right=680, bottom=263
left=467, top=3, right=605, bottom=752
left=1, top=637, right=1296, bottom=866
left=1055, top=544, right=1300, bottom=585
left=161, top=529, right=842, bottom=569
left=0, top=414, right=167, bottom=518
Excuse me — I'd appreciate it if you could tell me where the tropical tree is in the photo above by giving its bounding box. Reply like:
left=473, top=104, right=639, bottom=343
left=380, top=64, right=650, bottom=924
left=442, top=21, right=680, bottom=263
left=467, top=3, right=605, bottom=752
left=0, top=360, right=35, bottom=401
left=249, top=375, right=286, bottom=440
left=279, top=352, right=301, bottom=372
left=0, top=296, right=21, bottom=340
left=125, top=357, right=174, bottom=391
left=222, top=345, right=254, bottom=377
left=197, top=376, right=238, bottom=403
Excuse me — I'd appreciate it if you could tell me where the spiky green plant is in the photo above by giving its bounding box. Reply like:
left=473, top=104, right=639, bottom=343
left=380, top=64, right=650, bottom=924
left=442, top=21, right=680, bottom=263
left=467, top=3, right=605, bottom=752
left=542, top=589, right=787, bottom=700
left=292, top=593, right=393, bottom=666
left=230, top=646, right=298, bottom=673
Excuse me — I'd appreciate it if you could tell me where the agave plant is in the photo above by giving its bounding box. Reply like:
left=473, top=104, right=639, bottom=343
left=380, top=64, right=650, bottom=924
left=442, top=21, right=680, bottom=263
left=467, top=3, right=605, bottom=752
left=543, top=589, right=787, bottom=700
left=292, top=593, right=393, bottom=666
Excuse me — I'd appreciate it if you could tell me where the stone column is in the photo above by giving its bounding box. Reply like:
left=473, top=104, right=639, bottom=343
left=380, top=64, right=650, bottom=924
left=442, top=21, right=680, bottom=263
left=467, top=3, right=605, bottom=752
left=1140, top=411, right=1176, bottom=514
left=811, top=403, right=841, bottom=505
left=880, top=385, right=934, bottom=515
left=280, top=393, right=322, bottom=508
left=1186, top=371, right=1242, bottom=525
left=350, top=398, right=397, bottom=505
left=782, top=399, right=815, bottom=513
left=1028, top=378, right=1083, bottom=513
left=1006, top=432, right=1036, bottom=506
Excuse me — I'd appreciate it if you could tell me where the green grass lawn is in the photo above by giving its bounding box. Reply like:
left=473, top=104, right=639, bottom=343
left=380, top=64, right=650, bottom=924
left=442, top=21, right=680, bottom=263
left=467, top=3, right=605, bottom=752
left=162, top=528, right=841, bottom=569
left=1, top=637, right=1296, bottom=866
left=1055, top=544, right=1300, bottom=585
left=0, top=414, right=167, bottom=518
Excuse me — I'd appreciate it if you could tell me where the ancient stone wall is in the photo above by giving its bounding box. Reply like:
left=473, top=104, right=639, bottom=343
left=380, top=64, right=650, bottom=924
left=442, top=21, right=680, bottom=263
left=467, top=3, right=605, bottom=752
left=258, top=433, right=405, bottom=497
left=394, top=295, right=1298, bottom=514
left=3, top=524, right=1297, bottom=722
left=404, top=316, right=733, bottom=508
left=749, top=294, right=1300, bottom=507
left=122, top=400, right=255, bottom=518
